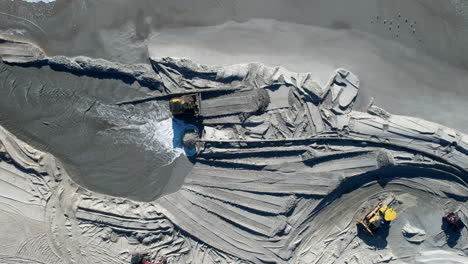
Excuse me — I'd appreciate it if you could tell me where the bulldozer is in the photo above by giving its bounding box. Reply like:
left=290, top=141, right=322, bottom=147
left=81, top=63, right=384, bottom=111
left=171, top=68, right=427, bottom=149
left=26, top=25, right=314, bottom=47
left=169, top=94, right=200, bottom=117
left=358, top=194, right=397, bottom=236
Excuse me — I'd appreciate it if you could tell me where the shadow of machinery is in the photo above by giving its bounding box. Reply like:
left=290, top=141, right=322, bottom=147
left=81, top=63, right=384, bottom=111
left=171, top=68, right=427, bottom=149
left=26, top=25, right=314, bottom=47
left=442, top=217, right=463, bottom=248
left=356, top=221, right=391, bottom=249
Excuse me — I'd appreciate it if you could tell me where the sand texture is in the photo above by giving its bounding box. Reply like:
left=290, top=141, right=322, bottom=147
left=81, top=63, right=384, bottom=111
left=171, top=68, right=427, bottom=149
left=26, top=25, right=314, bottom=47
left=0, top=35, right=467, bottom=263
left=1, top=1, right=468, bottom=262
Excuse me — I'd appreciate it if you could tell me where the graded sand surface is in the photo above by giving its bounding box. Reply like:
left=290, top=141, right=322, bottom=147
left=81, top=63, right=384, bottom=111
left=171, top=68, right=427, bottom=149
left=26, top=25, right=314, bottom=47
left=0, top=56, right=466, bottom=263
left=0, top=1, right=467, bottom=264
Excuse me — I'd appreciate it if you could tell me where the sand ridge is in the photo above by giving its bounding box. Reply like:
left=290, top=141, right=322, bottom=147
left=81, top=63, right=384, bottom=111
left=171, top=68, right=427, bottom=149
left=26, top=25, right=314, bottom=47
left=0, top=42, right=467, bottom=262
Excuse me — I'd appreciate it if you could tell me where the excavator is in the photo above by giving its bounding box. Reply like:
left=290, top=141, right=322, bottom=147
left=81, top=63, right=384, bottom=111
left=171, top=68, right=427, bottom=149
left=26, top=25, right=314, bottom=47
left=169, top=94, right=200, bottom=116
left=358, top=194, right=397, bottom=236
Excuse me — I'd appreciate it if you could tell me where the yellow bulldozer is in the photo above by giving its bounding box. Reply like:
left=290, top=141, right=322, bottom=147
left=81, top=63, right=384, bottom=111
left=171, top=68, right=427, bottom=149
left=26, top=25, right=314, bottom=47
left=169, top=94, right=200, bottom=117
left=358, top=194, right=397, bottom=236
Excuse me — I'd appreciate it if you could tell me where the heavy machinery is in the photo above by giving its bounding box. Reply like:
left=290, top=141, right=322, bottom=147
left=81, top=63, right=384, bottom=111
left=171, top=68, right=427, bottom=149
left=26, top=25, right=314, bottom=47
left=444, top=211, right=464, bottom=231
left=169, top=94, right=200, bottom=116
left=358, top=194, right=397, bottom=236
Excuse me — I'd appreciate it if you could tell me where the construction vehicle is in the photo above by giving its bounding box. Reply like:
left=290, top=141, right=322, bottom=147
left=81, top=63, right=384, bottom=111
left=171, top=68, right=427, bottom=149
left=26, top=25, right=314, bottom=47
left=444, top=211, right=464, bottom=231
left=358, top=194, right=397, bottom=236
left=169, top=94, right=200, bottom=116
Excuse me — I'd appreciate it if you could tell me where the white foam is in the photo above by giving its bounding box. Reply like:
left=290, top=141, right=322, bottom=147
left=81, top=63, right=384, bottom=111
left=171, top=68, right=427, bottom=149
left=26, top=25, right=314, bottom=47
left=94, top=103, right=188, bottom=165
left=139, top=116, right=197, bottom=164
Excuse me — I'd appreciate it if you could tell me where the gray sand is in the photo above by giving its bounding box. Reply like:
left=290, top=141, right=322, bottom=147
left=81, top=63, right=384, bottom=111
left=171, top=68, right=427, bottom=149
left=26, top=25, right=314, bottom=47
left=0, top=62, right=190, bottom=201
left=147, top=19, right=468, bottom=133
left=0, top=1, right=467, bottom=264
left=3, top=0, right=467, bottom=131
left=0, top=60, right=466, bottom=263
left=1, top=41, right=467, bottom=262
left=2, top=0, right=468, bottom=64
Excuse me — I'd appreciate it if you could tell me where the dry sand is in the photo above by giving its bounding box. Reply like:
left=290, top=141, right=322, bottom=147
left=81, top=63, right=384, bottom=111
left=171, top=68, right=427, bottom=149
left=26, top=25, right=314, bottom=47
left=147, top=19, right=468, bottom=132
left=0, top=48, right=467, bottom=263
left=0, top=0, right=467, bottom=264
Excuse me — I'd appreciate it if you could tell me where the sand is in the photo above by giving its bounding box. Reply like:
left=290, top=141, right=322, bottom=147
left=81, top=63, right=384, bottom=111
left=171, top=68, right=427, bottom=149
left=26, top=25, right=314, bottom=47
left=0, top=44, right=467, bottom=262
left=0, top=1, right=467, bottom=263
left=1, top=0, right=467, bottom=130
left=147, top=19, right=468, bottom=133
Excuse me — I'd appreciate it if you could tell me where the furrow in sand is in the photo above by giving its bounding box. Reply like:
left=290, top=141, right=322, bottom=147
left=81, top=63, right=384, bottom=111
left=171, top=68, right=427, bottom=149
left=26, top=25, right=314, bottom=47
left=75, top=207, right=171, bottom=232
left=157, top=194, right=283, bottom=263
left=180, top=188, right=283, bottom=237
left=183, top=185, right=294, bottom=214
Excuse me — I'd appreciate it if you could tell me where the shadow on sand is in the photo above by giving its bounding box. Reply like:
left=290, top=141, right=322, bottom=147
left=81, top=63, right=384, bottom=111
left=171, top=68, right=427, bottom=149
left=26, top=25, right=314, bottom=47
left=442, top=219, right=462, bottom=248
left=357, top=221, right=391, bottom=249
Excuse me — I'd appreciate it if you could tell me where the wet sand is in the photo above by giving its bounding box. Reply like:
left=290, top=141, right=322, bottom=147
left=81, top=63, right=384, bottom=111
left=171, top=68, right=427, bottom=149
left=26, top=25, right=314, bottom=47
left=0, top=62, right=189, bottom=201
left=0, top=1, right=467, bottom=263
left=148, top=19, right=468, bottom=132
left=2, top=0, right=468, bottom=64
left=2, top=0, right=467, bottom=130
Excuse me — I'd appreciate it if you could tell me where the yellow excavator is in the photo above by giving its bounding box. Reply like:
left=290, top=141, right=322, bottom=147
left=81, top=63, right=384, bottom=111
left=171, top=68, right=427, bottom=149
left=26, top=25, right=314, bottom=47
left=358, top=195, right=397, bottom=236
left=169, top=94, right=200, bottom=116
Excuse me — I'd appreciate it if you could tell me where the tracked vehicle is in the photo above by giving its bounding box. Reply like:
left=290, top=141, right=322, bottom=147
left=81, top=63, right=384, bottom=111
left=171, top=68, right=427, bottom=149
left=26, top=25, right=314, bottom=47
left=358, top=194, right=397, bottom=236
left=169, top=94, right=200, bottom=116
